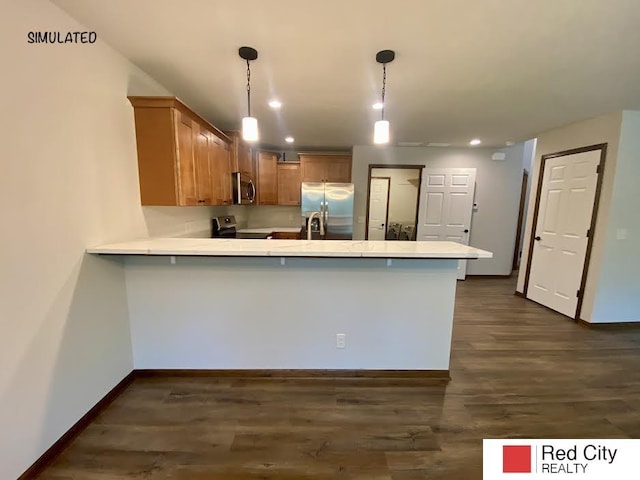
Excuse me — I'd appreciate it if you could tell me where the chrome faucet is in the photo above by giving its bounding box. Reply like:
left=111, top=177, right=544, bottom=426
left=307, top=211, right=325, bottom=240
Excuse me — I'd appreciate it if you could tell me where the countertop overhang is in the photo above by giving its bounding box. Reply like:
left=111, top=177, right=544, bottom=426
left=87, top=238, right=493, bottom=259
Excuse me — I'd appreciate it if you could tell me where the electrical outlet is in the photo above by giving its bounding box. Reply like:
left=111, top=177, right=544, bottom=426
left=336, top=333, right=346, bottom=348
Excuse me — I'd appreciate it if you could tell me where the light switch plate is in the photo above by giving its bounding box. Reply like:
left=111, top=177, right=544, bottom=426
left=616, top=228, right=628, bottom=240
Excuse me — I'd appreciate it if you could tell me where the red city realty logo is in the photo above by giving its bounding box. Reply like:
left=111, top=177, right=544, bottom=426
left=503, top=445, right=532, bottom=473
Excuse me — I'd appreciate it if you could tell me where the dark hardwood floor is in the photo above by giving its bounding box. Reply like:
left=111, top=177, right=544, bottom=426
left=35, top=277, right=640, bottom=479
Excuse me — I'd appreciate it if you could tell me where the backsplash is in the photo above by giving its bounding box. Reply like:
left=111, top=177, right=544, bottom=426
left=143, top=206, right=228, bottom=238
left=245, top=205, right=301, bottom=228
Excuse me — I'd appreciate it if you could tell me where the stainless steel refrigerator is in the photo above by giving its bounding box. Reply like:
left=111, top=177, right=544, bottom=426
left=301, top=182, right=354, bottom=240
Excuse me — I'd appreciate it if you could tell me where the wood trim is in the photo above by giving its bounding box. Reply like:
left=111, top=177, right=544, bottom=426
left=128, top=96, right=231, bottom=144
left=368, top=164, right=424, bottom=170
left=512, top=169, right=529, bottom=270
left=296, top=151, right=352, bottom=157
left=413, top=166, right=424, bottom=241
left=17, top=372, right=137, bottom=480
left=578, top=319, right=640, bottom=328
left=135, top=369, right=450, bottom=380
left=575, top=144, right=607, bottom=321
left=523, top=143, right=607, bottom=322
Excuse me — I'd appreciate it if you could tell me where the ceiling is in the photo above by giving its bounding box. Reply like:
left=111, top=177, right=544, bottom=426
left=52, top=0, right=640, bottom=149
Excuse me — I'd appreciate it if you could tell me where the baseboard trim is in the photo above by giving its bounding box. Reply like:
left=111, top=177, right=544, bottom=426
left=135, top=368, right=450, bottom=380
left=578, top=319, right=640, bottom=328
left=17, top=371, right=137, bottom=480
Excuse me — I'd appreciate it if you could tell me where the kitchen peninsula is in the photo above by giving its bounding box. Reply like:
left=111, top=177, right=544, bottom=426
left=88, top=239, right=491, bottom=375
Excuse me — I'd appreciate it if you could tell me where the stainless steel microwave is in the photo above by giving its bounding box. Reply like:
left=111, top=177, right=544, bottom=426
left=232, top=172, right=256, bottom=205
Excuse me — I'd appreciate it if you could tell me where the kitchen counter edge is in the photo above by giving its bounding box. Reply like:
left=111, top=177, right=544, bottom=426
left=86, top=238, right=493, bottom=259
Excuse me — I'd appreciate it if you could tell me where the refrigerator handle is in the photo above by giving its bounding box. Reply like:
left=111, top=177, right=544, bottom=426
left=324, top=201, right=328, bottom=229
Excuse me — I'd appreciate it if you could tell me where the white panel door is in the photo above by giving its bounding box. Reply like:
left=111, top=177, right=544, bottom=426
left=417, top=168, right=476, bottom=279
left=527, top=150, right=600, bottom=318
left=367, top=177, right=390, bottom=240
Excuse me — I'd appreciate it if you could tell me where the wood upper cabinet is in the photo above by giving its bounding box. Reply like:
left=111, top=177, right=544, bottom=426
left=256, top=150, right=279, bottom=205
left=128, top=96, right=232, bottom=206
left=209, top=133, right=232, bottom=205
left=227, top=130, right=254, bottom=179
left=277, top=162, right=301, bottom=206
left=299, top=154, right=352, bottom=183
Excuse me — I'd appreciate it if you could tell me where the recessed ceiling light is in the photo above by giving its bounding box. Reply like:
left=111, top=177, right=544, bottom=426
left=469, top=138, right=482, bottom=146
left=505, top=141, right=515, bottom=146
left=285, top=136, right=294, bottom=143
left=268, top=99, right=282, bottom=109
left=372, top=102, right=384, bottom=110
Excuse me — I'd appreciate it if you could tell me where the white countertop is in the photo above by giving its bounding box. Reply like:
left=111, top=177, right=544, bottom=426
left=236, top=227, right=302, bottom=234
left=87, top=238, right=492, bottom=259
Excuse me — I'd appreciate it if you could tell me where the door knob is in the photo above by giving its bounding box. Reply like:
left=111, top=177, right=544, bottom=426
left=381, top=223, right=385, bottom=227
left=464, top=229, right=469, bottom=233
left=535, top=236, right=541, bottom=241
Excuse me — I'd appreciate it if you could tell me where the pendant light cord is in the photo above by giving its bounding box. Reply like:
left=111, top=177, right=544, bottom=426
left=246, top=59, right=251, bottom=117
left=381, top=63, right=387, bottom=121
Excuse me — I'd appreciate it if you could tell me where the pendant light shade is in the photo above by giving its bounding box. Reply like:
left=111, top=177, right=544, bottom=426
left=373, top=49, right=395, bottom=145
left=373, top=120, right=390, bottom=144
left=242, top=116, right=259, bottom=142
left=239, top=46, right=259, bottom=142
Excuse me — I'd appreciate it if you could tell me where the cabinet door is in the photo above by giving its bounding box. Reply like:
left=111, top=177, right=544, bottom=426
left=277, top=163, right=301, bottom=206
left=325, top=156, right=352, bottom=182
left=238, top=140, right=253, bottom=178
left=300, top=157, right=327, bottom=182
left=228, top=131, right=254, bottom=178
left=175, top=111, right=198, bottom=205
left=210, top=134, right=232, bottom=205
left=256, top=151, right=278, bottom=205
left=194, top=126, right=213, bottom=205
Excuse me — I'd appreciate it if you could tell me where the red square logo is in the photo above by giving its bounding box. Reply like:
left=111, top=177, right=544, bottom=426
left=503, top=445, right=531, bottom=473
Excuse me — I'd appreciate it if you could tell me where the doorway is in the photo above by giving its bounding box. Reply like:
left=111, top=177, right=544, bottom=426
left=416, top=168, right=477, bottom=279
left=365, top=165, right=423, bottom=241
left=523, top=144, right=607, bottom=319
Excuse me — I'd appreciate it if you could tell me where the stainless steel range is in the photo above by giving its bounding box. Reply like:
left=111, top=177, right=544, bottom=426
left=211, top=216, right=271, bottom=239
left=211, top=215, right=237, bottom=238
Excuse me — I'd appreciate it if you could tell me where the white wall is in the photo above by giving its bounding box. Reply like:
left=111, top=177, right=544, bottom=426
left=126, top=256, right=458, bottom=371
left=353, top=145, right=524, bottom=275
left=516, top=112, right=622, bottom=323
left=589, top=111, right=640, bottom=322
left=371, top=168, right=420, bottom=227
left=0, top=1, right=215, bottom=478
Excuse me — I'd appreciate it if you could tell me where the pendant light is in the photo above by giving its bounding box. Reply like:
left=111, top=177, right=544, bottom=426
left=373, top=49, right=395, bottom=145
left=239, top=46, right=259, bottom=142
